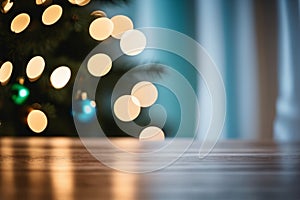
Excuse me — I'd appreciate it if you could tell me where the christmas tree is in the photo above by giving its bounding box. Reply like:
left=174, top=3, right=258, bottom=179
left=0, top=0, right=164, bottom=137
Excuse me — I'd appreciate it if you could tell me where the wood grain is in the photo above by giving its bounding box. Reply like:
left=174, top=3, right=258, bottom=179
left=0, top=138, right=300, bottom=200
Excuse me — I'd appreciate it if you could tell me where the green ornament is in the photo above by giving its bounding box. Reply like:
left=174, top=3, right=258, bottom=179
left=11, top=83, right=30, bottom=105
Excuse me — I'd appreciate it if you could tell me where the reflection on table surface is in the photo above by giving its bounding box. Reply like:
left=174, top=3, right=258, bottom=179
left=0, top=138, right=300, bottom=200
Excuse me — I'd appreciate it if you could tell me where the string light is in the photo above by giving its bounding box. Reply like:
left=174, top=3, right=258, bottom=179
left=87, top=53, right=112, bottom=77
left=26, top=56, right=45, bottom=82
left=68, top=0, right=91, bottom=6
left=0, top=61, right=13, bottom=86
left=120, top=30, right=147, bottom=56
left=35, top=0, right=47, bottom=5
left=1, top=0, right=13, bottom=14
left=90, top=10, right=107, bottom=18
left=11, top=78, right=30, bottom=105
left=72, top=92, right=97, bottom=123
left=68, top=0, right=77, bottom=4
left=111, top=15, right=134, bottom=39
left=139, top=126, right=165, bottom=141
left=89, top=17, right=114, bottom=41
left=50, top=66, right=71, bottom=89
left=27, top=109, right=48, bottom=133
left=113, top=95, right=141, bottom=122
left=131, top=81, right=158, bottom=107
left=42, top=4, right=63, bottom=26
left=75, top=0, right=91, bottom=6
left=10, top=13, right=30, bottom=33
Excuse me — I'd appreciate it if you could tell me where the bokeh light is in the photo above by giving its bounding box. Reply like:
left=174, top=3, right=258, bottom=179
left=0, top=61, right=13, bottom=85
left=73, top=99, right=97, bottom=123
left=87, top=53, right=112, bottom=77
left=89, top=17, right=113, bottom=41
left=42, top=4, right=63, bottom=26
left=35, top=0, right=46, bottom=5
left=139, top=126, right=165, bottom=141
left=27, top=109, right=48, bottom=133
left=114, top=95, right=141, bottom=122
left=68, top=0, right=76, bottom=4
left=90, top=10, right=107, bottom=18
left=75, top=0, right=91, bottom=6
left=120, top=30, right=146, bottom=56
left=131, top=81, right=158, bottom=107
left=10, top=13, right=30, bottom=33
left=11, top=83, right=30, bottom=105
left=26, top=56, right=45, bottom=82
left=50, top=66, right=71, bottom=89
left=111, top=15, right=134, bottom=39
left=2, top=0, right=13, bottom=13
left=19, top=89, right=28, bottom=97
left=68, top=0, right=90, bottom=6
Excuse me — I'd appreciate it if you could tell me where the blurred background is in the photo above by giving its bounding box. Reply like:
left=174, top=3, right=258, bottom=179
left=0, top=0, right=299, bottom=141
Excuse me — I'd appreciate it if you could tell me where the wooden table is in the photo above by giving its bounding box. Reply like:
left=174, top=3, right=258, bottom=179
left=0, top=138, right=299, bottom=200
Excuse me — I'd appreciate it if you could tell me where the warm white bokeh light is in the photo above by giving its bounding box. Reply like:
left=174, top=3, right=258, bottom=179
left=75, top=0, right=91, bottom=6
left=50, top=66, right=71, bottom=89
left=114, top=95, right=141, bottom=122
left=89, top=17, right=113, bottom=41
left=120, top=30, right=146, bottom=56
left=111, top=15, right=134, bottom=39
left=26, top=56, right=45, bottom=82
left=87, top=53, right=112, bottom=77
left=68, top=0, right=76, bottom=4
left=139, top=126, right=165, bottom=141
left=0, top=61, right=13, bottom=85
left=90, top=10, right=107, bottom=18
left=131, top=81, right=158, bottom=107
left=68, top=0, right=90, bottom=6
left=2, top=0, right=13, bottom=13
left=27, top=110, right=48, bottom=133
left=36, top=0, right=46, bottom=5
left=10, top=13, right=30, bottom=33
left=42, top=5, right=63, bottom=26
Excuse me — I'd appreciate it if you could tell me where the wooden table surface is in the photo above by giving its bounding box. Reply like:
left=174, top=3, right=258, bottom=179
left=0, top=138, right=300, bottom=200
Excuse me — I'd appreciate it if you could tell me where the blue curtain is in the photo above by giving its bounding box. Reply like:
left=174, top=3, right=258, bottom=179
left=275, top=0, right=300, bottom=141
left=197, top=0, right=261, bottom=139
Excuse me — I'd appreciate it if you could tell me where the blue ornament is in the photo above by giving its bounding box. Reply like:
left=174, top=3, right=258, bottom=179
left=73, top=99, right=97, bottom=123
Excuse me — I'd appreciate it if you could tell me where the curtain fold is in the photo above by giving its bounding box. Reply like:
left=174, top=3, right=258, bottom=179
left=197, top=0, right=261, bottom=139
left=275, top=0, right=300, bottom=141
